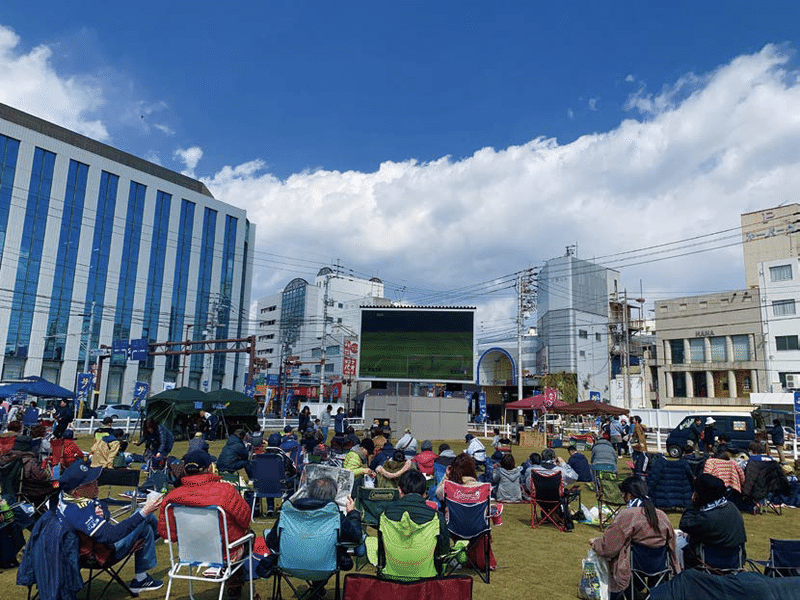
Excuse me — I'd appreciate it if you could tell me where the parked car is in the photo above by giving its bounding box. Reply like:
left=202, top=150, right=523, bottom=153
left=94, top=403, right=141, bottom=421
left=665, top=413, right=755, bottom=458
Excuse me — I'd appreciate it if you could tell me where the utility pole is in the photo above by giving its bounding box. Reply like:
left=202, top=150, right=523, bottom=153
left=516, top=268, right=537, bottom=405
left=320, top=273, right=331, bottom=403
left=622, top=289, right=631, bottom=410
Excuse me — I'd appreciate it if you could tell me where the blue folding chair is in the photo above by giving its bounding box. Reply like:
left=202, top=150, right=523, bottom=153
left=629, top=543, right=672, bottom=600
left=250, top=450, right=296, bottom=519
left=427, top=462, right=447, bottom=506
left=748, top=538, right=800, bottom=577
left=280, top=440, right=304, bottom=475
left=271, top=501, right=342, bottom=600
left=442, top=481, right=492, bottom=584
left=697, top=543, right=744, bottom=575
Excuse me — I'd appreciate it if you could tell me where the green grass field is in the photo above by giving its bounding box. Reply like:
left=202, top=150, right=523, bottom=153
left=1, top=434, right=798, bottom=599
left=359, top=331, right=473, bottom=380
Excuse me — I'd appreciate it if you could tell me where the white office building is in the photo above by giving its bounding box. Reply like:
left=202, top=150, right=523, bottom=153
left=0, top=102, right=254, bottom=404
left=758, top=256, right=800, bottom=392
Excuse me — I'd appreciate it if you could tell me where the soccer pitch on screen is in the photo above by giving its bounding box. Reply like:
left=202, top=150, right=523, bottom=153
left=358, top=307, right=476, bottom=383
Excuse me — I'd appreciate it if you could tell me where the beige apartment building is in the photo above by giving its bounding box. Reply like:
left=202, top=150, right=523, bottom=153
left=742, top=204, right=800, bottom=289
left=654, top=289, right=765, bottom=407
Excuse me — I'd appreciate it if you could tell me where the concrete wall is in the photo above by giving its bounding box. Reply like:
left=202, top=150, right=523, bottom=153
left=364, top=395, right=467, bottom=441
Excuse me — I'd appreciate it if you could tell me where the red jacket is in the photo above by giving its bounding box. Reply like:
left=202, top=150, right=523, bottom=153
left=413, top=450, right=438, bottom=475
left=158, top=473, right=252, bottom=544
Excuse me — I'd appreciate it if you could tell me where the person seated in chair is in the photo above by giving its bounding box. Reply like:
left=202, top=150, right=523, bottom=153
left=56, top=461, right=163, bottom=593
left=217, top=429, right=253, bottom=479
left=591, top=435, right=618, bottom=474
left=678, top=473, right=746, bottom=571
left=158, top=450, right=252, bottom=598
left=395, top=428, right=418, bottom=457
left=493, top=453, right=523, bottom=503
left=530, top=448, right=578, bottom=486
left=590, top=477, right=680, bottom=600
left=376, top=449, right=417, bottom=489
left=567, top=445, right=594, bottom=482
left=344, top=438, right=377, bottom=489
left=57, top=429, right=85, bottom=468
left=264, top=476, right=362, bottom=573
left=435, top=443, right=457, bottom=467
left=0, top=435, right=53, bottom=508
left=380, top=469, right=450, bottom=572
left=413, top=440, right=437, bottom=476
left=463, top=434, right=486, bottom=466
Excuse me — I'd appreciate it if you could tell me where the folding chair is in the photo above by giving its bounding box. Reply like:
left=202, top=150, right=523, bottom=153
left=0, top=455, right=23, bottom=503
left=355, top=487, right=400, bottom=531
left=373, top=511, right=441, bottom=581
left=594, top=470, right=626, bottom=530
left=271, top=501, right=342, bottom=600
left=747, top=538, right=800, bottom=577
left=427, top=462, right=447, bottom=507
left=696, top=543, right=745, bottom=575
left=250, top=451, right=295, bottom=519
left=628, top=543, right=673, bottom=600
left=21, top=510, right=143, bottom=600
left=164, top=504, right=255, bottom=600
left=529, top=470, right=576, bottom=531
left=78, top=532, right=145, bottom=599
left=742, top=460, right=790, bottom=516
left=95, top=468, right=143, bottom=522
left=342, top=573, right=473, bottom=600
left=442, top=480, right=492, bottom=584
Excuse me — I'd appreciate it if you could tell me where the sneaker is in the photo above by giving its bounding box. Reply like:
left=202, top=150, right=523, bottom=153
left=129, top=574, right=164, bottom=593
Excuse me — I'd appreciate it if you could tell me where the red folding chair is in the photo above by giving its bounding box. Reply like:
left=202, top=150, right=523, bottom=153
left=529, top=470, right=569, bottom=531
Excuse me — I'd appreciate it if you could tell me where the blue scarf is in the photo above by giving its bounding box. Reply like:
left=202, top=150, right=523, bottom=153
left=700, top=497, right=727, bottom=511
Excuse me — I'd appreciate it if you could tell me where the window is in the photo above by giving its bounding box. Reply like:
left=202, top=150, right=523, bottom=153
left=578, top=330, right=588, bottom=339
left=338, top=303, right=343, bottom=308
left=770, top=264, right=793, bottom=282
left=595, top=333, right=601, bottom=341
left=776, top=335, right=800, bottom=351
left=658, top=305, right=668, bottom=314
left=710, top=337, right=727, bottom=362
left=672, top=372, right=687, bottom=397
left=699, top=301, right=708, bottom=309
left=669, top=339, right=684, bottom=364
left=579, top=350, right=586, bottom=358
left=689, top=339, right=705, bottom=362
left=266, top=319, right=276, bottom=326
left=732, top=335, right=750, bottom=360
left=679, top=303, right=687, bottom=311
left=772, top=299, right=796, bottom=316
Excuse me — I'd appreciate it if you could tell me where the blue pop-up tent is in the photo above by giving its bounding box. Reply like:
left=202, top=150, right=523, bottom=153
left=0, top=375, right=76, bottom=399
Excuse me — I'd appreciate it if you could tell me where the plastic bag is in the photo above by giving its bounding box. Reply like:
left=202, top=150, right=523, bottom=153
left=363, top=475, right=375, bottom=489
left=577, top=548, right=609, bottom=600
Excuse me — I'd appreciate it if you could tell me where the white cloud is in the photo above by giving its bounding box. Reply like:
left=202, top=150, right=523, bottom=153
left=174, top=146, right=203, bottom=176
left=567, top=108, right=575, bottom=120
left=203, top=44, right=800, bottom=317
left=625, top=74, right=635, bottom=83
left=588, top=97, right=599, bottom=111
left=0, top=25, right=108, bottom=140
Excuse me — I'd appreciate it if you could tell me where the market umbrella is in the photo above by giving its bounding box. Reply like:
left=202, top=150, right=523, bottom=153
left=552, top=400, right=629, bottom=416
left=505, top=395, right=568, bottom=410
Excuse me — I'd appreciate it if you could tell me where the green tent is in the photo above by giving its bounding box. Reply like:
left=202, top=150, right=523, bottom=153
left=147, top=387, right=258, bottom=438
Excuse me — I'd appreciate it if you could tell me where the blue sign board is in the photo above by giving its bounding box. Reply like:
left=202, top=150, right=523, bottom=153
left=266, top=374, right=279, bottom=386
left=76, top=373, right=94, bottom=400
left=589, top=391, right=601, bottom=402
left=112, top=339, right=128, bottom=358
left=129, top=339, right=149, bottom=361
left=476, top=391, right=487, bottom=423
left=132, top=381, right=148, bottom=410
left=794, top=392, right=800, bottom=438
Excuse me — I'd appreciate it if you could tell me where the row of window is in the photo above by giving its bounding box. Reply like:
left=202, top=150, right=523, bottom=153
left=578, top=330, right=602, bottom=341
left=0, top=133, right=242, bottom=371
left=260, top=305, right=277, bottom=314
left=669, top=335, right=751, bottom=363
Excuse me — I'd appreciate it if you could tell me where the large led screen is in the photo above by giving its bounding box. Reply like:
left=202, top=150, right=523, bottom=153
left=358, top=307, right=475, bottom=383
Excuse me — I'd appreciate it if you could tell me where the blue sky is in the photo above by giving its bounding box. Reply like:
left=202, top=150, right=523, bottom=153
left=2, top=2, right=800, bottom=338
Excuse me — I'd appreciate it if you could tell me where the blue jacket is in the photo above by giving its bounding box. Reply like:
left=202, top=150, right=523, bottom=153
left=567, top=452, right=594, bottom=482
left=17, top=510, right=83, bottom=600
left=218, top=434, right=250, bottom=473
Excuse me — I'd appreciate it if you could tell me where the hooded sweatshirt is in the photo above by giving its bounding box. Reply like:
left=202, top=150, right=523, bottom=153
left=493, top=466, right=523, bottom=503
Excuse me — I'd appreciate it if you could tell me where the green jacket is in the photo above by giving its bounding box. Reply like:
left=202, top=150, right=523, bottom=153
left=344, top=447, right=369, bottom=477
left=383, top=494, right=450, bottom=557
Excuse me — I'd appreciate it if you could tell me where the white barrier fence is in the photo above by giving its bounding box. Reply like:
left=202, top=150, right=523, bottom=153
left=70, top=416, right=367, bottom=436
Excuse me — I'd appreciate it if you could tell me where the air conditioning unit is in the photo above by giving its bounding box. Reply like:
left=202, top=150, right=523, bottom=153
left=785, top=373, right=800, bottom=390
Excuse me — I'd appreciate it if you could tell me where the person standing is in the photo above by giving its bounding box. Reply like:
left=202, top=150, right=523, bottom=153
left=609, top=416, right=625, bottom=456
left=52, top=399, right=73, bottom=439
left=298, top=405, right=311, bottom=434
left=688, top=416, right=705, bottom=454
left=769, top=419, right=786, bottom=463
left=319, top=404, right=333, bottom=442
left=333, top=407, right=348, bottom=436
